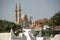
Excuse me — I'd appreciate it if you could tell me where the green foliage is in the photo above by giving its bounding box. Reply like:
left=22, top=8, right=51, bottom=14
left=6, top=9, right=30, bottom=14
left=41, top=29, right=55, bottom=37
left=0, top=20, right=22, bottom=33
left=33, top=31, right=40, bottom=37
left=15, top=30, right=23, bottom=36
left=50, top=12, right=60, bottom=26
left=46, top=12, right=60, bottom=26
left=33, top=29, right=55, bottom=37
left=42, top=30, right=51, bottom=37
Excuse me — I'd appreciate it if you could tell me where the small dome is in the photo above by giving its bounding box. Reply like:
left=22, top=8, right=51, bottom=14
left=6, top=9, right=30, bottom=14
left=21, top=14, right=27, bottom=19
left=21, top=14, right=28, bottom=20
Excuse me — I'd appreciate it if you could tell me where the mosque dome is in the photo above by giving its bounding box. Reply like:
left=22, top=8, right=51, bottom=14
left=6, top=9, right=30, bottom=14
left=21, top=14, right=28, bottom=21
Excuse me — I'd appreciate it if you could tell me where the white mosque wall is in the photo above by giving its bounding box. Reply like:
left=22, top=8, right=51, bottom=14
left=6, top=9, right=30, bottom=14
left=50, top=34, right=60, bottom=40
left=0, top=33, right=11, bottom=40
left=0, top=29, right=60, bottom=40
left=36, top=37, right=44, bottom=40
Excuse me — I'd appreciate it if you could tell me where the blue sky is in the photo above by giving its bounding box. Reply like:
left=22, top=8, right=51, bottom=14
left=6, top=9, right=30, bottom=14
left=0, top=0, right=60, bottom=22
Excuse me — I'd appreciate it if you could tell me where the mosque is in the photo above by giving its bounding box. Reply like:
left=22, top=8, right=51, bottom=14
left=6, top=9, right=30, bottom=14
left=14, top=2, right=49, bottom=29
left=14, top=2, right=32, bottom=28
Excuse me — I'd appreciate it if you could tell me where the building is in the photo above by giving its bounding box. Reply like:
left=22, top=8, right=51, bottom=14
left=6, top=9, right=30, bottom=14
left=14, top=2, right=49, bottom=30
left=14, top=2, right=31, bottom=28
left=31, top=18, right=48, bottom=29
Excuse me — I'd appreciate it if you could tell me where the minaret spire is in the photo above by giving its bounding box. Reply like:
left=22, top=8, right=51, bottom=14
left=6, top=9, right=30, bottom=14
left=15, top=3, right=18, bottom=23
left=17, top=2, right=21, bottom=10
left=15, top=1, right=21, bottom=24
left=15, top=3, right=18, bottom=10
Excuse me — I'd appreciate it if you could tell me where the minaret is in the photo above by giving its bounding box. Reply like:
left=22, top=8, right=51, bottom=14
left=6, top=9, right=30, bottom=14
left=15, top=3, right=18, bottom=24
left=15, top=3, right=21, bottom=24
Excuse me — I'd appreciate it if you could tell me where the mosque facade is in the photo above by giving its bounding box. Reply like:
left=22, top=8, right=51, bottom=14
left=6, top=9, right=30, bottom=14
left=14, top=3, right=31, bottom=28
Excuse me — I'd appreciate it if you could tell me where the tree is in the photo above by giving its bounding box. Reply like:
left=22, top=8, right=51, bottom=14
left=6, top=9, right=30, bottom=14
left=0, top=20, right=22, bottom=33
left=46, top=12, right=60, bottom=26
